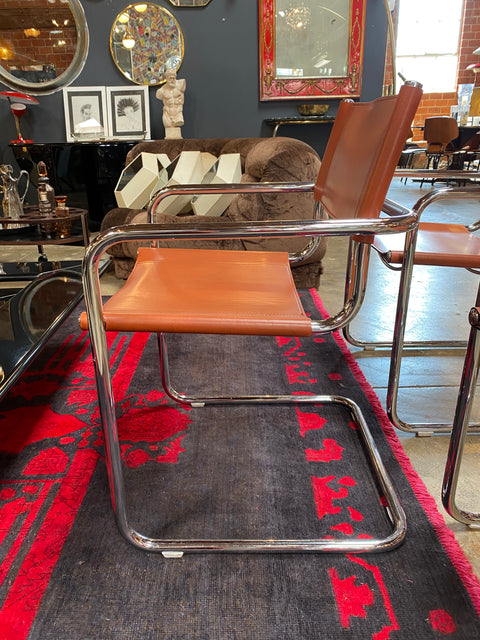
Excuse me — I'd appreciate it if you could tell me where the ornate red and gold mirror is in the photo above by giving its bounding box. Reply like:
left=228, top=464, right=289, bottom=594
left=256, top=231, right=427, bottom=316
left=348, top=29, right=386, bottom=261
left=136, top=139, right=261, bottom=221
left=259, top=0, right=366, bottom=101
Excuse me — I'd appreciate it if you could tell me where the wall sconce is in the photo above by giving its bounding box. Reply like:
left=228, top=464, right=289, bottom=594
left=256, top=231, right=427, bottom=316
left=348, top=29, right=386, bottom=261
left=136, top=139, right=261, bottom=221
left=24, top=28, right=40, bottom=38
left=466, top=63, right=480, bottom=86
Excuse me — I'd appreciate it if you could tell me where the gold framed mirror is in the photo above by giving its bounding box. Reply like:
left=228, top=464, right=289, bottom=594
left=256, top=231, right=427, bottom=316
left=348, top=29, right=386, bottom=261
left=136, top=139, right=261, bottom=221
left=0, top=0, right=89, bottom=95
left=110, top=3, right=184, bottom=86
left=259, top=0, right=366, bottom=100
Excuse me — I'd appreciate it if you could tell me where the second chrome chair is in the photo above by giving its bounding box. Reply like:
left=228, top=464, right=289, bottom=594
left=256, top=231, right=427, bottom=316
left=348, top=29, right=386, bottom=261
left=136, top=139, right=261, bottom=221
left=442, top=281, right=480, bottom=526
left=343, top=178, right=480, bottom=434
left=81, top=82, right=423, bottom=555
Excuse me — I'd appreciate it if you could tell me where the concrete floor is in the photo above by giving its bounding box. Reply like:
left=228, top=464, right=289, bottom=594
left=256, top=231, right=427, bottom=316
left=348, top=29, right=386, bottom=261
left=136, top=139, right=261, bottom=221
left=1, top=176, right=479, bottom=579
left=320, top=177, right=480, bottom=578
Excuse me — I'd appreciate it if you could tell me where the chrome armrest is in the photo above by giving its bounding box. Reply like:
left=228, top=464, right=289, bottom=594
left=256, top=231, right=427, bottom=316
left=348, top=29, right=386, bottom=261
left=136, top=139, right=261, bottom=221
left=148, top=180, right=321, bottom=265
left=85, top=210, right=418, bottom=279
left=147, top=181, right=316, bottom=223
left=394, top=168, right=480, bottom=180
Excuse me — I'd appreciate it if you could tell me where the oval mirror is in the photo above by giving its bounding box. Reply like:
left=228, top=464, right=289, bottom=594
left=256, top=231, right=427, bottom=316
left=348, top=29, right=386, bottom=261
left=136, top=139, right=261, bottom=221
left=110, top=3, right=184, bottom=86
left=0, top=0, right=89, bottom=95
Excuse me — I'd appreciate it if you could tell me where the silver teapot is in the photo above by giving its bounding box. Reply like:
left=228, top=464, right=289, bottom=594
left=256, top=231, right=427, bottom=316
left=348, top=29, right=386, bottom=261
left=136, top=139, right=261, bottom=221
left=0, top=164, right=29, bottom=226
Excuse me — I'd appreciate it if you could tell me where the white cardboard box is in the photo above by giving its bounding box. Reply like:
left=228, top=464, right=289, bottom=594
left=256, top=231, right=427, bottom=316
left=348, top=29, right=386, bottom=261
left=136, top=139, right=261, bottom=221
left=115, top=152, right=170, bottom=209
left=192, top=154, right=242, bottom=217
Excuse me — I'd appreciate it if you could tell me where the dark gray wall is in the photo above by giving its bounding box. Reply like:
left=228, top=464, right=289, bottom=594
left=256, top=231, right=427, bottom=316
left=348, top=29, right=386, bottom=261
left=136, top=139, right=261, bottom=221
left=0, top=0, right=388, bottom=164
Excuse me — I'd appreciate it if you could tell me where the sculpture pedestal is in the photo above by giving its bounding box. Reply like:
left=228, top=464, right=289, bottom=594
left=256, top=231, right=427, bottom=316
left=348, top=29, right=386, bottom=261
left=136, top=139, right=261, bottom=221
left=165, top=127, right=182, bottom=139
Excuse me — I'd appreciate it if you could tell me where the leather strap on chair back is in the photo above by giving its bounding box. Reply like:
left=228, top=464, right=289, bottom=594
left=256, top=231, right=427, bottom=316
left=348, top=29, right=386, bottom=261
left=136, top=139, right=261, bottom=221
left=314, top=83, right=422, bottom=220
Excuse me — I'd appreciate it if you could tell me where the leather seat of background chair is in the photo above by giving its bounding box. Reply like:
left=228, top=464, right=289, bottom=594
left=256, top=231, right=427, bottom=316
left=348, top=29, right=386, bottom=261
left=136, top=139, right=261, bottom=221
left=101, top=137, right=326, bottom=289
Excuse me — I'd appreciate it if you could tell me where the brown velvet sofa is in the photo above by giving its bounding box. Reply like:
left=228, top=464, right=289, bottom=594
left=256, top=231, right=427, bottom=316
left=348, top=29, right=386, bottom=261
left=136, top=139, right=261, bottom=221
left=101, top=136, right=327, bottom=288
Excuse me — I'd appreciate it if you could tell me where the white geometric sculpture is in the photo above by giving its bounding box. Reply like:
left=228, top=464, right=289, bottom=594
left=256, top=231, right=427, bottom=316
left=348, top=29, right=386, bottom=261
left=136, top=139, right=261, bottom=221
left=115, top=152, right=170, bottom=209
left=156, top=151, right=205, bottom=216
left=192, top=153, right=242, bottom=217
left=115, top=151, right=242, bottom=217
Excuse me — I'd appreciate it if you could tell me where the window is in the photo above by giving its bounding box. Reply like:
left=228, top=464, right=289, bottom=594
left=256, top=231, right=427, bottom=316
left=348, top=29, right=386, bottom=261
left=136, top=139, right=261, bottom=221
left=396, top=0, right=464, bottom=93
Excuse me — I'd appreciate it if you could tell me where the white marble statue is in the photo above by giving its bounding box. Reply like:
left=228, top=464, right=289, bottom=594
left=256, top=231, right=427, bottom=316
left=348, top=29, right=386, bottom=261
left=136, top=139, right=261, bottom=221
left=155, top=68, right=186, bottom=139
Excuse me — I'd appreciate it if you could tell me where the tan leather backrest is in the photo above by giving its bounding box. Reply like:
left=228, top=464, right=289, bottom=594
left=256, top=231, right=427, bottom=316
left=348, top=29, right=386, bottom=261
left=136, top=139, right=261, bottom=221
left=314, top=84, right=422, bottom=219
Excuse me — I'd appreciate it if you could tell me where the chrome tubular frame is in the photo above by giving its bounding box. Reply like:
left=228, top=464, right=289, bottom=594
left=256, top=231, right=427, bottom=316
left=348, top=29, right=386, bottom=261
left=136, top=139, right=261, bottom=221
left=342, top=185, right=480, bottom=434
left=394, top=169, right=480, bottom=183
left=82, top=183, right=419, bottom=555
left=344, top=184, right=480, bottom=350
left=442, top=297, right=480, bottom=526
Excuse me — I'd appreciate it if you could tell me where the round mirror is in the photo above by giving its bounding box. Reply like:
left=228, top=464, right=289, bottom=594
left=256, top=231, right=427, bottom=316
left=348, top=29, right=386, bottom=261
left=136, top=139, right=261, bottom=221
left=110, top=3, right=184, bottom=86
left=0, top=0, right=89, bottom=95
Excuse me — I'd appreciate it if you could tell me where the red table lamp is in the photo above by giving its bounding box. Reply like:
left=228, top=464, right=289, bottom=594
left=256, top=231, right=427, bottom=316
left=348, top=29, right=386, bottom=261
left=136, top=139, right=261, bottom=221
left=0, top=90, right=39, bottom=143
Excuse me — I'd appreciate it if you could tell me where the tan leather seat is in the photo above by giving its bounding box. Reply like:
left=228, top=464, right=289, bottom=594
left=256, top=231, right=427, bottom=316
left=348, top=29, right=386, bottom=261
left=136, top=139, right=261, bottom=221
left=81, top=247, right=311, bottom=336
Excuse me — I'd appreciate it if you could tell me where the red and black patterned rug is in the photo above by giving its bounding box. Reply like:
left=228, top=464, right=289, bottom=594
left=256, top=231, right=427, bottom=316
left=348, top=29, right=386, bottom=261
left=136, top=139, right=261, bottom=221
left=0, top=289, right=479, bottom=639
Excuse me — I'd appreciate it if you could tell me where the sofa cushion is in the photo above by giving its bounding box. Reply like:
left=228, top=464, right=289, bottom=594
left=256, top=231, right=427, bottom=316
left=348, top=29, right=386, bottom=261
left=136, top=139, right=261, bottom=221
left=225, top=138, right=321, bottom=256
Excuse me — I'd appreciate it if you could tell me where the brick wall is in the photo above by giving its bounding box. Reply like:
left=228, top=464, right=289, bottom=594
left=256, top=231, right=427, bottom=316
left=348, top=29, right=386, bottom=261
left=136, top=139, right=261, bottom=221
left=0, top=0, right=76, bottom=77
left=384, top=0, right=480, bottom=142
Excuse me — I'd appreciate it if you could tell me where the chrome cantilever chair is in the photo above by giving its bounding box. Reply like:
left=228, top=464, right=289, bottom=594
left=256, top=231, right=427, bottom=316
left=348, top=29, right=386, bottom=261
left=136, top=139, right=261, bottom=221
left=342, top=175, right=480, bottom=435
left=442, top=286, right=480, bottom=527
left=81, top=82, right=422, bottom=555
left=442, top=281, right=480, bottom=527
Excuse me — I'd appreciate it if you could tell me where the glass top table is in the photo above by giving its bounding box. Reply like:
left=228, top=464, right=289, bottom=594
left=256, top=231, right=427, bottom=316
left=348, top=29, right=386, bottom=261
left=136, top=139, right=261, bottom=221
left=0, top=267, right=83, bottom=401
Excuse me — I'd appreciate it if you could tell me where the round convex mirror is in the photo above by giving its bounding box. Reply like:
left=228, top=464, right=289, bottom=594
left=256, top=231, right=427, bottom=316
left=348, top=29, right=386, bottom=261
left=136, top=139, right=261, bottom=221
left=110, top=3, right=184, bottom=86
left=0, top=0, right=89, bottom=95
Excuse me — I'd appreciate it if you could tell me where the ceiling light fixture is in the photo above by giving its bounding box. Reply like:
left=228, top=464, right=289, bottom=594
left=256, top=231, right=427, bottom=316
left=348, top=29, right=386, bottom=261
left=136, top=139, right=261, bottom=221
left=0, top=46, right=13, bottom=61
left=122, top=26, right=136, bottom=49
left=284, top=5, right=311, bottom=30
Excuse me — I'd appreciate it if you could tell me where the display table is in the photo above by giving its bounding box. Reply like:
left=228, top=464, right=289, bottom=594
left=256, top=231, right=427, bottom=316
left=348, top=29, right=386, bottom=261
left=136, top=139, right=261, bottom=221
left=0, top=256, right=110, bottom=400
left=452, top=125, right=480, bottom=150
left=0, top=207, right=89, bottom=270
left=0, top=268, right=83, bottom=401
left=264, top=115, right=335, bottom=137
left=0, top=260, right=86, bottom=282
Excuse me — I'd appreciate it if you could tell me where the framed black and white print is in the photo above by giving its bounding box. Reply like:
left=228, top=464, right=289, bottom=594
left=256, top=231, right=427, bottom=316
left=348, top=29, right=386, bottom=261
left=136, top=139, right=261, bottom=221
left=106, top=86, right=150, bottom=140
left=62, top=86, right=108, bottom=142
